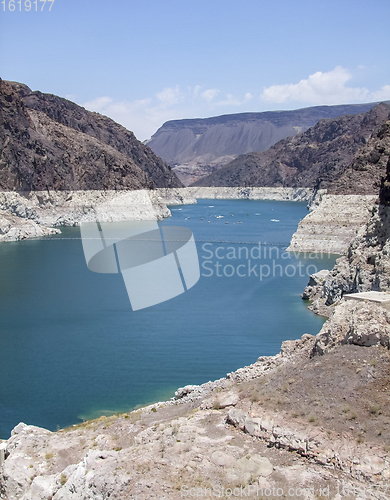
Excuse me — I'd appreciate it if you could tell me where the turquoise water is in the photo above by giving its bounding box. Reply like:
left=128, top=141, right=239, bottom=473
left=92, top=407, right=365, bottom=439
left=0, top=199, right=336, bottom=439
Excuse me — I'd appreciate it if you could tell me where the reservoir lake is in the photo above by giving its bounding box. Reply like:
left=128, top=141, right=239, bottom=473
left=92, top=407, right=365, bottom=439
left=0, top=199, right=336, bottom=439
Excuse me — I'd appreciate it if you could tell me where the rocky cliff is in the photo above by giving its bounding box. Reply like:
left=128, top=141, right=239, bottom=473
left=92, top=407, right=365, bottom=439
left=193, top=103, right=390, bottom=191
left=287, top=194, right=378, bottom=255
left=0, top=79, right=182, bottom=191
left=302, top=155, right=390, bottom=316
left=0, top=189, right=178, bottom=242
left=147, top=103, right=382, bottom=185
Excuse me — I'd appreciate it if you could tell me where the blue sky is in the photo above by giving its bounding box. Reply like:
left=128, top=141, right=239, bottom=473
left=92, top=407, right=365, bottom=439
left=1, top=0, right=390, bottom=140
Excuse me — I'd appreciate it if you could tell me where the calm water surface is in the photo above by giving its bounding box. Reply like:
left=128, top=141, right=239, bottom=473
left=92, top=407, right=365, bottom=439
left=0, top=199, right=336, bottom=438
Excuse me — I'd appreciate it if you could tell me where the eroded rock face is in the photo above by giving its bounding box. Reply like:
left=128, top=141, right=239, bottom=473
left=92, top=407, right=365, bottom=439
left=0, top=211, right=60, bottom=241
left=0, top=79, right=182, bottom=191
left=297, top=117, right=390, bottom=311
left=0, top=189, right=175, bottom=242
left=312, top=300, right=390, bottom=355
left=302, top=270, right=331, bottom=300
left=303, top=204, right=390, bottom=314
left=287, top=194, right=377, bottom=255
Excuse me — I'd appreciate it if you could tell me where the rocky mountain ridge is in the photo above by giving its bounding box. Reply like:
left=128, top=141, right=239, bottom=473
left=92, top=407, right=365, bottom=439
left=193, top=103, right=390, bottom=192
left=0, top=79, right=182, bottom=191
left=147, top=102, right=385, bottom=185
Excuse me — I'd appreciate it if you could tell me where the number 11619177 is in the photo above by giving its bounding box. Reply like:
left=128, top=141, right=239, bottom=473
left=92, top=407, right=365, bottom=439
left=2, top=0, right=55, bottom=11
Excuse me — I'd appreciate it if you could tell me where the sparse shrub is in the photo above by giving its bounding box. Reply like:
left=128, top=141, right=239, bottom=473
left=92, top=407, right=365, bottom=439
left=45, top=453, right=54, bottom=460
left=250, top=390, right=260, bottom=402
left=370, top=359, right=377, bottom=366
left=308, top=416, right=317, bottom=423
left=60, top=474, right=67, bottom=485
left=370, top=404, right=381, bottom=415
left=151, top=407, right=157, bottom=413
left=342, top=405, right=350, bottom=413
left=212, top=399, right=221, bottom=410
left=126, top=411, right=141, bottom=423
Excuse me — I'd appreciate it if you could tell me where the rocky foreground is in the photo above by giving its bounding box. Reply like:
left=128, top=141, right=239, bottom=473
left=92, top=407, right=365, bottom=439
left=0, top=299, right=389, bottom=499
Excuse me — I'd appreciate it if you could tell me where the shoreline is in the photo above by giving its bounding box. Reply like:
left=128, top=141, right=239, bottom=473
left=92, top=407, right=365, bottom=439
left=1, top=187, right=377, bottom=256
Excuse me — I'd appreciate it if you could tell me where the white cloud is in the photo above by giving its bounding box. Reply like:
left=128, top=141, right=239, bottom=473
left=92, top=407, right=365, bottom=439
left=214, top=92, right=252, bottom=107
left=260, top=66, right=371, bottom=104
left=156, top=85, right=182, bottom=106
left=201, top=88, right=220, bottom=102
left=80, top=85, right=256, bottom=140
left=371, top=85, right=390, bottom=101
left=83, top=96, right=113, bottom=111
left=65, top=93, right=78, bottom=102
left=79, top=72, right=390, bottom=141
left=192, top=85, right=201, bottom=97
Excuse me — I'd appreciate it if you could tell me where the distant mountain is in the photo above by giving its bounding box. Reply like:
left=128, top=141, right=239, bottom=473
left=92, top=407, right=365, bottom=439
left=147, top=103, right=383, bottom=185
left=0, top=79, right=182, bottom=191
left=192, top=103, right=390, bottom=194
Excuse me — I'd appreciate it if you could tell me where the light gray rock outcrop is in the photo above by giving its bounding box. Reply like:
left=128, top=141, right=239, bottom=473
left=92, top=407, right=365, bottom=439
left=312, top=299, right=390, bottom=355
left=0, top=189, right=171, bottom=242
left=303, top=204, right=390, bottom=314
left=287, top=194, right=377, bottom=255
left=185, top=186, right=314, bottom=202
